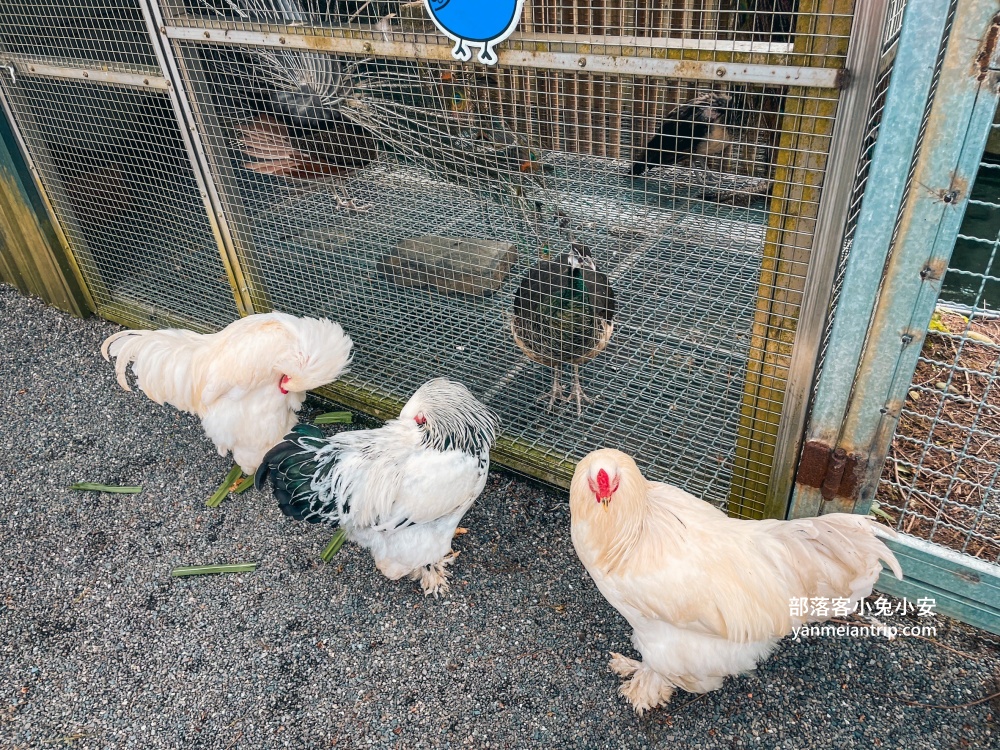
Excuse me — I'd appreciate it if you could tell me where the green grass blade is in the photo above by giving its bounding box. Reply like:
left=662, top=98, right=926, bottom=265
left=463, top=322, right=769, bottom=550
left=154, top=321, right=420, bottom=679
left=70, top=482, right=142, bottom=494
left=313, top=411, right=353, bottom=425
left=320, top=528, right=347, bottom=563
left=171, top=563, right=257, bottom=577
left=206, top=465, right=243, bottom=508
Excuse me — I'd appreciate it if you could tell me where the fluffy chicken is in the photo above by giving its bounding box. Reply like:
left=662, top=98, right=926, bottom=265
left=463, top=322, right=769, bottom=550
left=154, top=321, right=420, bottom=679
left=570, top=448, right=902, bottom=715
left=630, top=92, right=731, bottom=176
left=101, top=312, right=353, bottom=498
left=255, top=378, right=499, bottom=595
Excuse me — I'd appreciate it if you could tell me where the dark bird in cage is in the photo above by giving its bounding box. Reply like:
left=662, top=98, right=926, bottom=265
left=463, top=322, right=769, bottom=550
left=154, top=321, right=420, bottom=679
left=208, top=1, right=546, bottom=220
left=511, top=214, right=616, bottom=415
left=238, top=113, right=382, bottom=210
left=201, top=1, right=389, bottom=208
left=737, top=0, right=799, bottom=44
left=630, top=93, right=732, bottom=177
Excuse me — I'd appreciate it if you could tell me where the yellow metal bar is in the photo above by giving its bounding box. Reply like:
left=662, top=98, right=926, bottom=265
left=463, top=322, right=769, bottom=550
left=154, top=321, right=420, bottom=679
left=728, top=0, right=853, bottom=519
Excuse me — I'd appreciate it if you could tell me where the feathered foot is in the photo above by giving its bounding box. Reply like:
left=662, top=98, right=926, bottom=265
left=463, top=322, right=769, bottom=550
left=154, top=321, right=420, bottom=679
left=609, top=654, right=675, bottom=715
left=453, top=527, right=469, bottom=537
left=410, top=551, right=459, bottom=597
left=569, top=365, right=595, bottom=416
left=609, top=652, right=641, bottom=677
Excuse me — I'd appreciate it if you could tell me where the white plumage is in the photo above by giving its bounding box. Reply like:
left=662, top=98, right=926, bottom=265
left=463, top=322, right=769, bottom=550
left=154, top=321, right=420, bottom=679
left=256, top=378, right=499, bottom=595
left=570, top=448, right=903, bottom=715
left=101, top=311, right=353, bottom=474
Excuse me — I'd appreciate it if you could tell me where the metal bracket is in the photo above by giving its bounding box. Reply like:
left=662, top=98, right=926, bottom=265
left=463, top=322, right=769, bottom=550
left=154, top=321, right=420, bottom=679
left=795, top=440, right=867, bottom=502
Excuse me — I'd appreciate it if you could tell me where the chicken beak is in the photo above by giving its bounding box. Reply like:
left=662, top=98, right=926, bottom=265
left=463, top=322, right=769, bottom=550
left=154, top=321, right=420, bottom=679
left=600, top=497, right=610, bottom=511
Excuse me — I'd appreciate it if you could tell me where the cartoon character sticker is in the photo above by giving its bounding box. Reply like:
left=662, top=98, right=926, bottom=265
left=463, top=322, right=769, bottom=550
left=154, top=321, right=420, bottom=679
left=424, top=0, right=526, bottom=66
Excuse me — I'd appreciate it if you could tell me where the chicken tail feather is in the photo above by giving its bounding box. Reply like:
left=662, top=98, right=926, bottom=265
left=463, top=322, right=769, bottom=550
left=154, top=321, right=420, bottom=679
left=100, top=329, right=145, bottom=390
left=100, top=327, right=203, bottom=407
left=772, top=513, right=903, bottom=615
left=255, top=423, right=331, bottom=523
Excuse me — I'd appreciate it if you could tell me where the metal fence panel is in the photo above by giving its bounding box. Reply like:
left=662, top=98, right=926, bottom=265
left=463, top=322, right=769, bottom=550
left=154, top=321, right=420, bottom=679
left=0, top=0, right=884, bottom=520
left=147, top=0, right=863, bottom=513
left=0, top=3, right=240, bottom=330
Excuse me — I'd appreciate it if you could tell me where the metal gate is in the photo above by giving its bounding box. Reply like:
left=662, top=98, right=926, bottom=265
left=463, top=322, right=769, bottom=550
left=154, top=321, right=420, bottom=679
left=0, top=1, right=893, bottom=519
left=792, top=0, right=1000, bottom=634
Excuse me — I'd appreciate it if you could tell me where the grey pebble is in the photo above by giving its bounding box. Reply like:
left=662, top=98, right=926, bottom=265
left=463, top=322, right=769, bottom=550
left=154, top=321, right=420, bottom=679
left=1, top=283, right=998, bottom=749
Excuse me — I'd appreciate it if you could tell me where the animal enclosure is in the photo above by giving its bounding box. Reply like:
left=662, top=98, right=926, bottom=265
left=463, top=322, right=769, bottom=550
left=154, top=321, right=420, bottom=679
left=0, top=0, right=888, bottom=522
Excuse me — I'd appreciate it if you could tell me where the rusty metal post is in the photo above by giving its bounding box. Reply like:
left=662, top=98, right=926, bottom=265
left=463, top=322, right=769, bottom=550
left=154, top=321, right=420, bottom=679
left=791, top=0, right=1000, bottom=635
left=790, top=0, right=981, bottom=517
left=840, top=3, right=1000, bottom=513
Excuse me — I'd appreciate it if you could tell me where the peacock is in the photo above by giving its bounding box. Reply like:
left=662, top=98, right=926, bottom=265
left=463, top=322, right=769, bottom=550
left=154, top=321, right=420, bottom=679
left=511, top=214, right=617, bottom=415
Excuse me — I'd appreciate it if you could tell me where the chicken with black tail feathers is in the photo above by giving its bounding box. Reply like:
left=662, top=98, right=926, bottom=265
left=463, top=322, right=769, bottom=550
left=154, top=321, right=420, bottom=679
left=255, top=378, right=499, bottom=596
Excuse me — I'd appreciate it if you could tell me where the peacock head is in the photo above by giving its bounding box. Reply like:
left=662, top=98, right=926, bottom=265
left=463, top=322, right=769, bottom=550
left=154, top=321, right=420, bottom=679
left=566, top=245, right=597, bottom=273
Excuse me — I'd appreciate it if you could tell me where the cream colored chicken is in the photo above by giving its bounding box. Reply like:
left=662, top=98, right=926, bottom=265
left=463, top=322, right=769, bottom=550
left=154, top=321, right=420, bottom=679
left=101, top=312, right=353, bottom=495
left=570, top=448, right=902, bottom=715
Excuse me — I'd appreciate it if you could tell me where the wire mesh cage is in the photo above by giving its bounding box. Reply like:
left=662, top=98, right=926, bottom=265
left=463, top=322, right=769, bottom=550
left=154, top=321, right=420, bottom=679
left=0, top=2, right=240, bottom=330
left=875, top=116, right=1000, bottom=564
left=1, top=0, right=873, bottom=517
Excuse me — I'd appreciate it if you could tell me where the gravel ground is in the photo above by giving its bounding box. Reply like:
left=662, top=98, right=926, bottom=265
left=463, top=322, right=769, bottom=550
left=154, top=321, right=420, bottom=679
left=2, top=283, right=999, bottom=750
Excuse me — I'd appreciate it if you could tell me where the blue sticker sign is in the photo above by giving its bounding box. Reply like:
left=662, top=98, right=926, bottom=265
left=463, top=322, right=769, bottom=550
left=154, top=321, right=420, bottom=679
left=424, top=0, right=526, bottom=66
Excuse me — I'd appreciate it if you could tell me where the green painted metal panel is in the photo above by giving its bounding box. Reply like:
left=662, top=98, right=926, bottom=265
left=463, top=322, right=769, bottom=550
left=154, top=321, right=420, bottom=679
left=877, top=533, right=1000, bottom=636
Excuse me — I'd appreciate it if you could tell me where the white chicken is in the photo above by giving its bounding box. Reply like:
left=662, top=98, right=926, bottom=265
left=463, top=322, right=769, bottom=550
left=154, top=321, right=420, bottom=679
left=255, top=378, right=499, bottom=595
left=101, top=312, right=353, bottom=499
left=570, top=448, right=902, bottom=715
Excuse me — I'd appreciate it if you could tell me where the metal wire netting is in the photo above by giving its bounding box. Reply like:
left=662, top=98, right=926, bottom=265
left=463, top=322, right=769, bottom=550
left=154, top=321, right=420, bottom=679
left=160, top=1, right=848, bottom=67
left=876, top=123, right=1000, bottom=564
left=0, top=0, right=159, bottom=73
left=0, top=0, right=855, bottom=515
left=166, top=24, right=835, bottom=508
left=0, top=72, right=239, bottom=329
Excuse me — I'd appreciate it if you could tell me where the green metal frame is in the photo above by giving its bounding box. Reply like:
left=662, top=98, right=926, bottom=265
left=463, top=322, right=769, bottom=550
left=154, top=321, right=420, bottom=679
left=791, top=0, right=1000, bottom=633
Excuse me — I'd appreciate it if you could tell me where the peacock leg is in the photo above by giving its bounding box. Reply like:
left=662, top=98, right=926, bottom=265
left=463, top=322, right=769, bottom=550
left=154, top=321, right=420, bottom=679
left=332, top=182, right=371, bottom=212
left=537, top=367, right=566, bottom=412
left=569, top=365, right=595, bottom=416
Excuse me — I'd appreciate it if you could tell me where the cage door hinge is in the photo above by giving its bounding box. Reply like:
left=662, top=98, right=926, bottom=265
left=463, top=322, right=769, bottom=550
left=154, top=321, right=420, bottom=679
left=795, top=440, right=867, bottom=501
